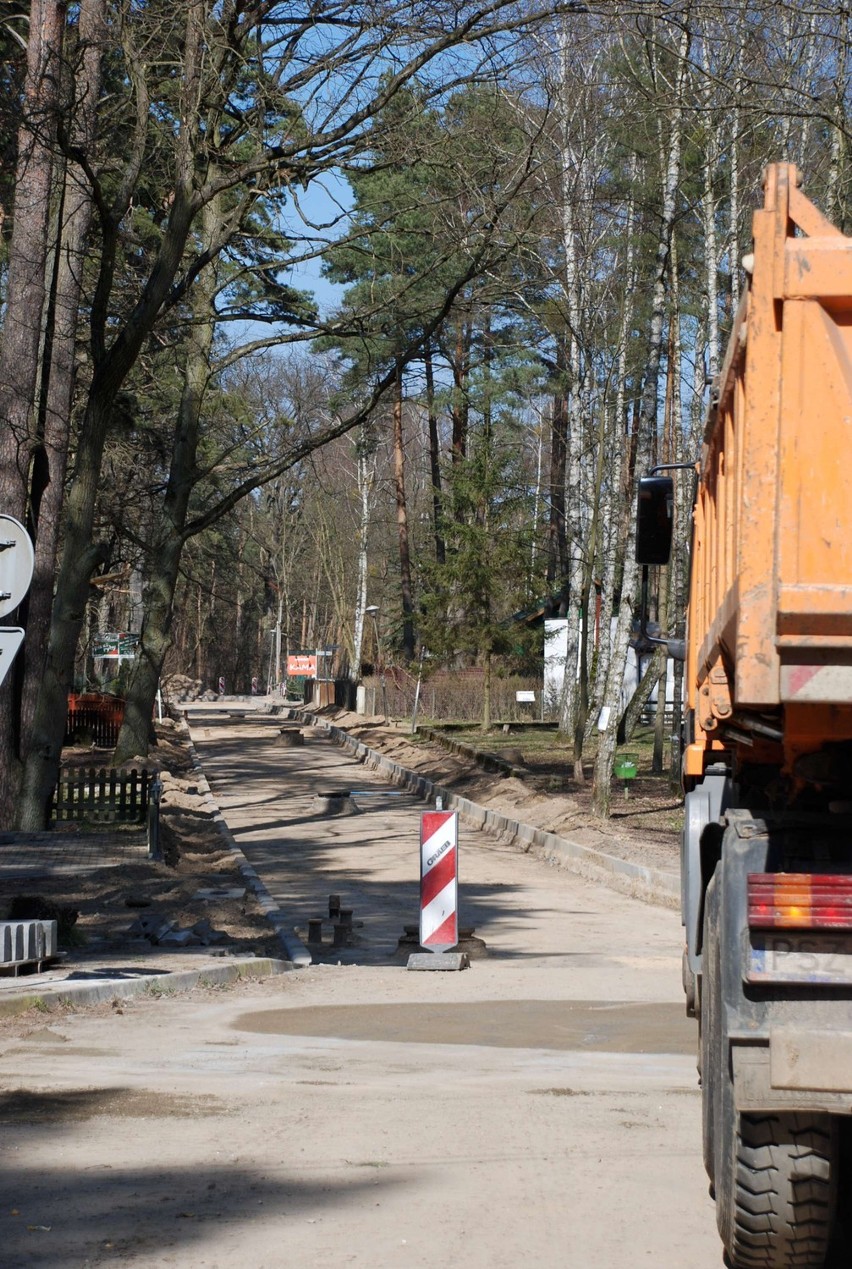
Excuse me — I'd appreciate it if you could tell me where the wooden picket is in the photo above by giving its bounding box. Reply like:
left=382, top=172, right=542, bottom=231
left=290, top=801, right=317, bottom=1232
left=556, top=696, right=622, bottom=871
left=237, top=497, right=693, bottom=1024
left=51, top=767, right=153, bottom=825
left=65, top=694, right=126, bottom=749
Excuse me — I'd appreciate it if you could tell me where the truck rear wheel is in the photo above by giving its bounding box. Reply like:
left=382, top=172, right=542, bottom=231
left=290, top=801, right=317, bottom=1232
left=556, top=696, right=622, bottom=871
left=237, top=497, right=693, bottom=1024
left=717, top=1103, right=837, bottom=1267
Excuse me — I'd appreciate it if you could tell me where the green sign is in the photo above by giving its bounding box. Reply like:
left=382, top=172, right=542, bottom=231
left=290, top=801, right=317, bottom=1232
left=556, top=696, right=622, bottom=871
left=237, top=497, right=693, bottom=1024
left=92, top=632, right=139, bottom=659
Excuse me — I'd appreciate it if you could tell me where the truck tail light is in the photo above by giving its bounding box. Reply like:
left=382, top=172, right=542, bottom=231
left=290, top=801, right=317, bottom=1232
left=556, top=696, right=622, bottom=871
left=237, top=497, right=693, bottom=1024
left=748, top=873, right=852, bottom=930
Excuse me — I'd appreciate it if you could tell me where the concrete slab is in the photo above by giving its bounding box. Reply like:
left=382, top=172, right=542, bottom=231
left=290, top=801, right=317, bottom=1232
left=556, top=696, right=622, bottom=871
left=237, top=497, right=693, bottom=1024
left=407, top=951, right=470, bottom=971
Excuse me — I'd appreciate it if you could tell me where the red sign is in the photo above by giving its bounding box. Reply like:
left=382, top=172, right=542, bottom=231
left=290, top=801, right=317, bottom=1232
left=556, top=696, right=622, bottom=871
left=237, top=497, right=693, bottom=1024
left=287, top=654, right=317, bottom=676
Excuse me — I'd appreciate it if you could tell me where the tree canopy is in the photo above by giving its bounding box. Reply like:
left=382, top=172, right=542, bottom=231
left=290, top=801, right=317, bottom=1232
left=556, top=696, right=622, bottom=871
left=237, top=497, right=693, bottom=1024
left=0, top=0, right=850, bottom=825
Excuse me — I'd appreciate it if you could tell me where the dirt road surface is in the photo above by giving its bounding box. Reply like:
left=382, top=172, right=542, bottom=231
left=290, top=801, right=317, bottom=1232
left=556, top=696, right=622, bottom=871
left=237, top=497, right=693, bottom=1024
left=0, top=711, right=721, bottom=1267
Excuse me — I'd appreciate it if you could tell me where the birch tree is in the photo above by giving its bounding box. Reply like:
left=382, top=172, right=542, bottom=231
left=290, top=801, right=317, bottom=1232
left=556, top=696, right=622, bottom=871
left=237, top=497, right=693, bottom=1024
left=593, top=14, right=691, bottom=816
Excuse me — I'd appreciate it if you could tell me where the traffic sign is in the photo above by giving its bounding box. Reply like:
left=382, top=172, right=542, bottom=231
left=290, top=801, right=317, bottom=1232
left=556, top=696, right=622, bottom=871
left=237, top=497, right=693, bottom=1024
left=419, top=809, right=459, bottom=952
left=0, top=515, right=34, bottom=619
left=0, top=627, right=24, bottom=687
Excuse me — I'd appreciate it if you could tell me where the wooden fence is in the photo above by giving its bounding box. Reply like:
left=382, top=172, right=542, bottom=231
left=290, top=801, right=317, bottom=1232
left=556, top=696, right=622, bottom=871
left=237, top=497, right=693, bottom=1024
left=51, top=767, right=155, bottom=825
left=65, top=694, right=126, bottom=749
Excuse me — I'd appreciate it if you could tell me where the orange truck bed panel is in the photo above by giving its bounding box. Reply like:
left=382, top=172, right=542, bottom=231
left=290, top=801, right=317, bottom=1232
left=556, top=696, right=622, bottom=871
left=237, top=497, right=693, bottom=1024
left=689, top=165, right=852, bottom=736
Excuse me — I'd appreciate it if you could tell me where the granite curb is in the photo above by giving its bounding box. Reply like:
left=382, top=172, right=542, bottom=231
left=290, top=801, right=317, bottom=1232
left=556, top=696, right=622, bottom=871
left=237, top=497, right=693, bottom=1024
left=177, top=715, right=313, bottom=968
left=0, top=713, right=307, bottom=1017
left=290, top=709, right=680, bottom=909
left=0, top=956, right=290, bottom=1019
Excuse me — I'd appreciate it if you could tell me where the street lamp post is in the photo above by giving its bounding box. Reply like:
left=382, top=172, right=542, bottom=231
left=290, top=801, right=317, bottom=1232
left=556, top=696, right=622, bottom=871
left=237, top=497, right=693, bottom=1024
left=266, top=628, right=275, bottom=695
left=364, top=605, right=387, bottom=718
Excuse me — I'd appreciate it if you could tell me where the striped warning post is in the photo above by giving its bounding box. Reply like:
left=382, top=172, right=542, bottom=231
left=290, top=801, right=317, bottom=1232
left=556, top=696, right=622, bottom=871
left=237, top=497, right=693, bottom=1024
left=419, top=810, right=459, bottom=951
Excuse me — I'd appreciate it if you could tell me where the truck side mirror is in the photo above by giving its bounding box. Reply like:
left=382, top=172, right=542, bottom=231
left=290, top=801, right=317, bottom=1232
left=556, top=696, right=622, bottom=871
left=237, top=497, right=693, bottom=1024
left=636, top=475, right=674, bottom=565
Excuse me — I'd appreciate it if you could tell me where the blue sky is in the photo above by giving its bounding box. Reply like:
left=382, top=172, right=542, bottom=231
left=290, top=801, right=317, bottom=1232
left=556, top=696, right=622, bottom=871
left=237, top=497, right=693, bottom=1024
left=284, top=170, right=351, bottom=317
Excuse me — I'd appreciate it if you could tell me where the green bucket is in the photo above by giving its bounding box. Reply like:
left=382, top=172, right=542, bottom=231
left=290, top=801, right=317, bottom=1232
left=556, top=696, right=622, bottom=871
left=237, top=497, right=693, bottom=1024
left=614, top=757, right=637, bottom=799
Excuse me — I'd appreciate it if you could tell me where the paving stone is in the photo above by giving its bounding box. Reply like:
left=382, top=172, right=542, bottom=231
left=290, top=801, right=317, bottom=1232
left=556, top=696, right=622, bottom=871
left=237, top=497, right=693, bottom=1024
left=407, top=951, right=470, bottom=972
left=193, top=887, right=246, bottom=902
left=157, top=929, right=198, bottom=947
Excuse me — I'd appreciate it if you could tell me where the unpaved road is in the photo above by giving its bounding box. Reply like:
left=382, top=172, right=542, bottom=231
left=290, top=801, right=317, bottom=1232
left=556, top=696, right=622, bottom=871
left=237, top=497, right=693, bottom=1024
left=0, top=711, right=721, bottom=1267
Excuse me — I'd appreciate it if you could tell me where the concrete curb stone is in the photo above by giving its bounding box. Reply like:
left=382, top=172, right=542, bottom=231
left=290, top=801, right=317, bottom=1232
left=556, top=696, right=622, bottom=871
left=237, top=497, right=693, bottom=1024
left=290, top=708, right=680, bottom=909
left=0, top=956, right=290, bottom=1019
left=0, top=713, right=300, bottom=1015
left=176, top=716, right=314, bottom=969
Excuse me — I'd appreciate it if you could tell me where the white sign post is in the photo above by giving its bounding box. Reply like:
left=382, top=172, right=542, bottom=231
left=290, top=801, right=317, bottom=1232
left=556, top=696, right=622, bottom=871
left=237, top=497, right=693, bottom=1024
left=0, top=628, right=25, bottom=687
left=0, top=515, right=34, bottom=688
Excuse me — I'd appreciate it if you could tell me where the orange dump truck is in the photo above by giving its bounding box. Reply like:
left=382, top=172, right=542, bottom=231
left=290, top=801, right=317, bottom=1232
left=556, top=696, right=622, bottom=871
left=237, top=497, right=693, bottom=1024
left=637, top=164, right=852, bottom=1267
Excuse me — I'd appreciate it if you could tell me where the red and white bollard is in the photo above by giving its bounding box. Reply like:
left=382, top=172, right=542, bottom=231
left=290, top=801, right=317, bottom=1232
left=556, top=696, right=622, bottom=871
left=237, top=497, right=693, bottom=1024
left=419, top=809, right=459, bottom=952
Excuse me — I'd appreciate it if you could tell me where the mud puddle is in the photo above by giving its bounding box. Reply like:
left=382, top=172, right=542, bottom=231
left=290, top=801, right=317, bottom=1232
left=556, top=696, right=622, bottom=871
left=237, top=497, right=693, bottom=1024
left=234, top=999, right=694, bottom=1054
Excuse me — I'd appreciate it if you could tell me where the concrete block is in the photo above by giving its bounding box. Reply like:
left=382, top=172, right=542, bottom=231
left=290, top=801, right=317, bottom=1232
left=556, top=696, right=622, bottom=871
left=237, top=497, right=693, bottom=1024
left=0, top=919, right=58, bottom=964
left=407, top=951, right=470, bottom=972
left=157, top=929, right=198, bottom=947
left=193, top=887, right=246, bottom=901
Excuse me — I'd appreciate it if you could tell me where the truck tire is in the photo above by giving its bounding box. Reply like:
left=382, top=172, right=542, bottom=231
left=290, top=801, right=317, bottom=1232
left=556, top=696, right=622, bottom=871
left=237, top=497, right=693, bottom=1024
left=700, top=873, right=719, bottom=1187
left=719, top=1112, right=837, bottom=1268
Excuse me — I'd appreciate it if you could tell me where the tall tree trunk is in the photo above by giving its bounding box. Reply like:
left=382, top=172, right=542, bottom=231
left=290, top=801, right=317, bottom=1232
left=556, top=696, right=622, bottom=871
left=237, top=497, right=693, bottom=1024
left=0, top=0, right=64, bottom=520
left=17, top=4, right=204, bottom=826
left=546, top=374, right=568, bottom=590
left=585, top=405, right=614, bottom=741
left=621, top=649, right=666, bottom=744
left=114, top=191, right=218, bottom=764
left=424, top=340, right=445, bottom=565
left=349, top=428, right=376, bottom=684
left=826, top=9, right=849, bottom=229
left=22, top=0, right=105, bottom=756
left=652, top=319, right=676, bottom=775
left=728, top=1, right=746, bottom=316
left=482, top=647, right=492, bottom=732
left=667, top=234, right=687, bottom=790
left=0, top=0, right=65, bottom=828
left=593, top=21, right=690, bottom=816
left=555, top=18, right=591, bottom=756
left=729, top=95, right=741, bottom=313
left=637, top=21, right=689, bottom=450
left=530, top=403, right=544, bottom=588
left=450, top=316, right=469, bottom=467
left=195, top=585, right=205, bottom=684
left=392, top=365, right=415, bottom=661
left=18, top=392, right=113, bottom=827
left=700, top=25, right=720, bottom=384
left=557, top=345, right=588, bottom=753
left=574, top=401, right=607, bottom=779
left=587, top=158, right=638, bottom=736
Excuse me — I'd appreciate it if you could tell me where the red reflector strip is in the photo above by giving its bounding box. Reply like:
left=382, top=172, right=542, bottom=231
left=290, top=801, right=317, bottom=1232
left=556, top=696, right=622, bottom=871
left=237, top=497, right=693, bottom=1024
left=748, top=874, right=852, bottom=930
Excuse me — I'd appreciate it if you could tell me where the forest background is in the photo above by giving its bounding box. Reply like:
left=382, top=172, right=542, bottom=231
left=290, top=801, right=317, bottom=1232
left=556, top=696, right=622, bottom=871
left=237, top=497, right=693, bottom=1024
left=0, top=0, right=849, bottom=830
